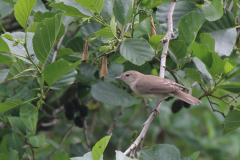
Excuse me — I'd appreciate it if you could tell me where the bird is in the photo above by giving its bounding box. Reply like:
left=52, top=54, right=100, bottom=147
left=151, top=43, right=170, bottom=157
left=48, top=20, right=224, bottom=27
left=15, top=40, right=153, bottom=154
left=115, top=70, right=201, bottom=112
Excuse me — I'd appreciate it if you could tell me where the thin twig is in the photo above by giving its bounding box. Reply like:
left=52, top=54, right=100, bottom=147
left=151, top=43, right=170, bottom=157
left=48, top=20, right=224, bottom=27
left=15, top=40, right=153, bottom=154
left=90, top=23, right=131, bottom=66
left=124, top=0, right=176, bottom=156
left=45, top=124, right=75, bottom=160
left=210, top=94, right=237, bottom=104
left=84, top=119, right=90, bottom=148
left=52, top=25, right=69, bottom=63
left=106, top=107, right=124, bottom=135
left=223, top=0, right=227, bottom=14
left=228, top=0, right=234, bottom=11
left=189, top=82, right=198, bottom=96
left=200, top=84, right=226, bottom=117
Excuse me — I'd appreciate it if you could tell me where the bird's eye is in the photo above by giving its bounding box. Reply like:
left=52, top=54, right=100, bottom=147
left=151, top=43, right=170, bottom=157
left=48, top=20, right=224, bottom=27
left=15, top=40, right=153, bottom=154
left=125, top=73, right=130, bottom=77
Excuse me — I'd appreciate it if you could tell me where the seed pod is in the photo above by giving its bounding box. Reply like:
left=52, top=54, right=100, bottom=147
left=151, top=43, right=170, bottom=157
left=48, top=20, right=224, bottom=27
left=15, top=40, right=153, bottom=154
left=150, top=15, right=156, bottom=36
left=171, top=100, right=183, bottom=113
left=101, top=55, right=108, bottom=81
left=81, top=39, right=88, bottom=62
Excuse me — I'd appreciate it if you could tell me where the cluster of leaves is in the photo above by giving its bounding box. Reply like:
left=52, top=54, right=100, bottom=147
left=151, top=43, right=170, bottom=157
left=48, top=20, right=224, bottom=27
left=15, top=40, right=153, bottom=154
left=0, top=0, right=240, bottom=159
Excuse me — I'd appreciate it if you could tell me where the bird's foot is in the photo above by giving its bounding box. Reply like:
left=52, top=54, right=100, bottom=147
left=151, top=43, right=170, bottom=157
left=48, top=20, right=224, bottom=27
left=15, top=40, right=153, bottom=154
left=151, top=108, right=160, bottom=115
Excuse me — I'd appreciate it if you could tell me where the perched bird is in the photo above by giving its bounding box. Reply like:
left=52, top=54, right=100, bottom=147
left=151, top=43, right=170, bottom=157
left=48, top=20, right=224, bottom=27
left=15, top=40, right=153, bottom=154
left=115, top=70, right=201, bottom=111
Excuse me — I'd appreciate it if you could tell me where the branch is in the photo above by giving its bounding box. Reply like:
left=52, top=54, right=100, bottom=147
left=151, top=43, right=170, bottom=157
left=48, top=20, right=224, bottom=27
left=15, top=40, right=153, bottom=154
left=106, top=107, right=124, bottom=135
left=84, top=119, right=91, bottom=148
left=200, top=84, right=226, bottom=117
left=90, top=23, right=131, bottom=66
left=52, top=25, right=69, bottom=63
left=124, top=0, right=177, bottom=156
left=45, top=124, right=75, bottom=160
left=189, top=82, right=198, bottom=96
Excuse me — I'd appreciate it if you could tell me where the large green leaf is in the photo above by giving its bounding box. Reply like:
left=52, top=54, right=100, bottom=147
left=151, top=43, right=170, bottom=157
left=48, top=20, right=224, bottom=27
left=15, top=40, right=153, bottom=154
left=0, top=53, right=13, bottom=65
left=6, top=133, right=25, bottom=158
left=75, top=0, right=105, bottom=14
left=29, top=135, right=45, bottom=147
left=0, top=1, right=14, bottom=18
left=96, top=16, right=116, bottom=38
left=102, top=0, right=113, bottom=22
left=0, top=37, right=10, bottom=53
left=184, top=68, right=204, bottom=85
left=222, top=105, right=240, bottom=135
left=156, top=1, right=200, bottom=28
left=149, top=35, right=164, bottom=50
left=113, top=0, right=134, bottom=29
left=219, top=82, right=240, bottom=93
left=50, top=2, right=89, bottom=17
left=7, top=117, right=26, bottom=134
left=120, top=38, right=154, bottom=65
left=33, top=14, right=63, bottom=63
left=169, top=40, right=187, bottom=60
left=92, top=134, right=111, bottom=160
left=0, top=99, right=23, bottom=113
left=14, top=0, right=37, bottom=29
left=66, top=36, right=85, bottom=52
left=178, top=11, right=205, bottom=48
left=0, top=154, right=9, bottom=160
left=195, top=33, right=215, bottom=52
left=0, top=69, right=9, bottom=83
left=91, top=81, right=139, bottom=107
left=4, top=59, right=33, bottom=82
left=191, top=42, right=212, bottom=68
left=200, top=10, right=237, bottom=56
left=210, top=52, right=226, bottom=76
left=20, top=103, right=38, bottom=135
left=224, top=62, right=234, bottom=75
left=45, top=138, right=65, bottom=153
left=197, top=0, right=223, bottom=21
left=225, top=67, right=240, bottom=81
left=139, top=144, right=181, bottom=160
left=43, top=60, right=81, bottom=86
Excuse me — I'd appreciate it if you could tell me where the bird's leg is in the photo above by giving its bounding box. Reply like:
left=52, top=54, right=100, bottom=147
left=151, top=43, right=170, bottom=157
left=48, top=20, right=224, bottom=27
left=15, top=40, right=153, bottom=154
left=151, top=100, right=162, bottom=115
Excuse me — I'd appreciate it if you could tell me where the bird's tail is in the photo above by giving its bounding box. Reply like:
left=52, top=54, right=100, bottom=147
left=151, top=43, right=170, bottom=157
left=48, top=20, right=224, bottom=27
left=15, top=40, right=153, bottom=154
left=172, top=90, right=202, bottom=105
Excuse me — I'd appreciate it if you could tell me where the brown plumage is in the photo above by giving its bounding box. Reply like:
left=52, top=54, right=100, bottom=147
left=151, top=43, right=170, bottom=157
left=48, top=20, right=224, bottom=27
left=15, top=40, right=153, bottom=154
left=115, top=70, right=201, bottom=105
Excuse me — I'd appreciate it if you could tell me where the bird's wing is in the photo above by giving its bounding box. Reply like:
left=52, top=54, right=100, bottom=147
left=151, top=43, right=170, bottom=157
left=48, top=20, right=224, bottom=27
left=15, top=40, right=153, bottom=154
left=135, top=75, right=184, bottom=94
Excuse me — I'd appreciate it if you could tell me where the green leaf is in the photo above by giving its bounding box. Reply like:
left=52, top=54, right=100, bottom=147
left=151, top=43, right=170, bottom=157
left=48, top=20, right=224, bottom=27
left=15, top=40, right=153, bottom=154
left=51, top=69, right=77, bottom=90
left=197, top=0, right=223, bottom=21
left=178, top=11, right=205, bottom=48
left=14, top=0, right=37, bottom=29
left=33, top=14, right=63, bottom=63
left=116, top=151, right=137, bottom=160
left=224, top=62, right=234, bottom=74
left=75, top=0, right=105, bottom=14
left=96, top=16, right=116, bottom=38
left=200, top=10, right=237, bottom=56
left=45, top=138, right=65, bottom=153
left=149, top=1, right=162, bottom=9
left=191, top=42, right=212, bottom=68
left=139, top=144, right=181, bottom=160
left=169, top=40, right=187, bottom=60
left=20, top=103, right=38, bottom=135
left=7, top=150, right=19, bottom=160
left=0, top=37, right=10, bottom=53
left=225, top=67, right=240, bottom=81
left=0, top=69, right=9, bottom=83
left=149, top=35, right=164, bottom=50
left=70, top=142, right=90, bottom=157
left=210, top=52, right=226, bottom=75
left=219, top=82, right=240, bottom=93
left=0, top=153, right=9, bottom=160
left=66, top=36, right=85, bottom=52
left=7, top=117, right=26, bottom=135
left=92, top=134, right=111, bottom=160
left=113, top=0, right=134, bottom=29
left=50, top=2, right=89, bottom=17
left=222, top=105, right=240, bottom=135
left=2, top=0, right=15, bottom=5
left=189, top=151, right=200, bottom=160
left=0, top=99, right=23, bottom=113
left=29, top=135, right=45, bottom=147
left=117, top=56, right=127, bottom=64
left=43, top=60, right=81, bottom=86
left=0, top=53, right=13, bottom=65
left=195, top=33, right=215, bottom=52
left=91, top=81, right=139, bottom=107
left=120, top=38, right=154, bottom=65
left=27, top=22, right=39, bottom=32
left=4, top=59, right=33, bottom=82
left=7, top=133, right=25, bottom=158
left=184, top=68, right=204, bottom=85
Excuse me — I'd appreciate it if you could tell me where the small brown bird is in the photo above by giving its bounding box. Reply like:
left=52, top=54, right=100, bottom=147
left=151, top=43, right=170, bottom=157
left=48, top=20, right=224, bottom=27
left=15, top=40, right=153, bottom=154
left=115, top=70, right=201, bottom=107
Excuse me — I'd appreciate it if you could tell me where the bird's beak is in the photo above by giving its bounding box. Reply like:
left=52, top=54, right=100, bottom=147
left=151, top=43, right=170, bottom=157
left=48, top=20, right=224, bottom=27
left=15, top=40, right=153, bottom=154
left=114, top=76, right=122, bottom=80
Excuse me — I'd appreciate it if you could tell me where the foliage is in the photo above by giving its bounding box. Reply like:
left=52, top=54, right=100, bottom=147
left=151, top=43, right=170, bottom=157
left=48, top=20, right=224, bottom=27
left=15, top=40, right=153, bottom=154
left=0, top=0, right=240, bottom=159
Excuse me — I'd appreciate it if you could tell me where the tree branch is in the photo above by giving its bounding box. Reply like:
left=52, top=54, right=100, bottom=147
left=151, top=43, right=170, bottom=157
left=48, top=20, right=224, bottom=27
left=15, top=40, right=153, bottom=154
left=124, top=0, right=177, bottom=156
left=90, top=23, right=131, bottom=66
left=106, top=106, right=124, bottom=135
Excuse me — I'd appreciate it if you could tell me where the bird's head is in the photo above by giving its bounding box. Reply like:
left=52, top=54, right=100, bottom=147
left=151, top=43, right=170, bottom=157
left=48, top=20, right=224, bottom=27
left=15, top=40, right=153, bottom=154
left=115, top=70, right=143, bottom=86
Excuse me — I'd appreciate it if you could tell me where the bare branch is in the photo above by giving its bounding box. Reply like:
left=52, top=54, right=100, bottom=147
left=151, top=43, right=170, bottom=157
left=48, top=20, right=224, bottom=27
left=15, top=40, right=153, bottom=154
left=124, top=0, right=176, bottom=156
left=52, top=25, right=69, bottom=63
left=84, top=119, right=91, bottom=148
left=107, top=107, right=124, bottom=135
left=45, top=124, right=75, bottom=160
